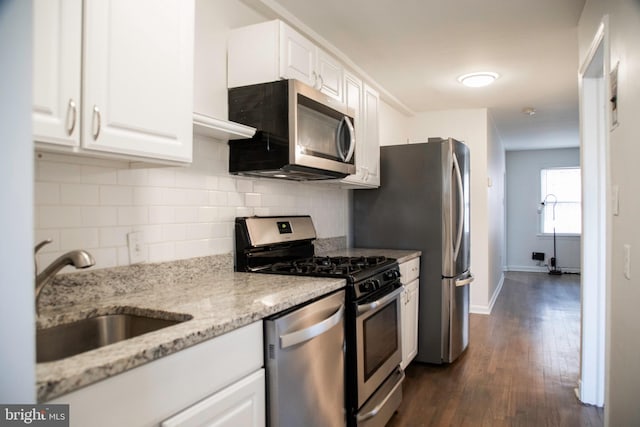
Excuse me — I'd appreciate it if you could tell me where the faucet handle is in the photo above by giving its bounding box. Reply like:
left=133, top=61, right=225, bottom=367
left=35, top=239, right=53, bottom=255
left=34, top=239, right=53, bottom=274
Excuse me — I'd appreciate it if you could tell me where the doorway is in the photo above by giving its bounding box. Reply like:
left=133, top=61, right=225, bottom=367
left=577, top=17, right=609, bottom=407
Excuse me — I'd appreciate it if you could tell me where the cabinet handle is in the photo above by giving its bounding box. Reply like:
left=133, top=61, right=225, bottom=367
left=66, top=99, right=77, bottom=136
left=318, top=73, right=324, bottom=89
left=92, top=105, right=101, bottom=140
left=312, top=71, right=318, bottom=88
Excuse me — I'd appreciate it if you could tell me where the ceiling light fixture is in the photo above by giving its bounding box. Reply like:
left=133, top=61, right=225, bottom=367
left=457, top=72, right=499, bottom=88
left=522, top=107, right=537, bottom=116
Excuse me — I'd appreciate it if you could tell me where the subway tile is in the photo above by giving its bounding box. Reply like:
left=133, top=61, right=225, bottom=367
left=60, top=183, right=99, bottom=206
left=186, top=223, right=214, bottom=240
left=236, top=179, right=253, bottom=193
left=236, top=207, right=254, bottom=218
left=175, top=207, right=198, bottom=223
left=197, top=207, right=218, bottom=223
left=133, top=186, right=163, bottom=206
left=149, top=206, right=176, bottom=224
left=227, top=192, right=243, bottom=207
left=209, top=190, right=227, bottom=206
left=218, top=177, right=237, bottom=192
left=137, top=225, right=163, bottom=244
left=87, top=247, right=118, bottom=269
left=162, top=224, right=187, bottom=241
left=38, top=161, right=82, bottom=183
left=117, top=207, right=149, bottom=226
left=99, top=227, right=131, bottom=247
left=161, top=188, right=188, bottom=205
left=81, top=206, right=118, bottom=227
left=39, top=206, right=83, bottom=228
left=100, top=185, right=133, bottom=206
left=81, top=165, right=117, bottom=184
left=205, top=175, right=219, bottom=190
left=175, top=170, right=207, bottom=189
left=34, top=182, right=60, bottom=205
left=117, top=168, right=149, bottom=186
left=253, top=207, right=271, bottom=216
left=185, top=189, right=209, bottom=206
left=148, top=168, right=176, bottom=187
left=244, top=193, right=261, bottom=207
left=59, top=228, right=99, bottom=250
left=148, top=242, right=176, bottom=263
left=117, top=246, right=130, bottom=266
left=175, top=239, right=210, bottom=260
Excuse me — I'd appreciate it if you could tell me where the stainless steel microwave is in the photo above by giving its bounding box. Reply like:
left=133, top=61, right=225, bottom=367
left=228, top=80, right=356, bottom=180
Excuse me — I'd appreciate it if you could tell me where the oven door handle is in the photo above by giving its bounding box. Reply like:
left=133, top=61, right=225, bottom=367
left=356, top=286, right=403, bottom=315
left=280, top=304, right=344, bottom=349
left=356, top=367, right=406, bottom=422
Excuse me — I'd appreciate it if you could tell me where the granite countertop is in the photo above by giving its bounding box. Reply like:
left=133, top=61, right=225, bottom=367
left=36, top=245, right=419, bottom=402
left=321, top=247, right=421, bottom=264
left=36, top=256, right=345, bottom=402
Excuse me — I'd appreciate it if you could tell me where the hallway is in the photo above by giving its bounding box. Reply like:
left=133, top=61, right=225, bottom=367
left=388, top=272, right=604, bottom=427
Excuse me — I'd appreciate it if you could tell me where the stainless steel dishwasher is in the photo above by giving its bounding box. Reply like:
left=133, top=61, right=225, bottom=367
left=264, top=289, right=346, bottom=427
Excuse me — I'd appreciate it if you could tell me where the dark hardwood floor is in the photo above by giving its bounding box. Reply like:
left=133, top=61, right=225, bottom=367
left=388, top=272, right=604, bottom=427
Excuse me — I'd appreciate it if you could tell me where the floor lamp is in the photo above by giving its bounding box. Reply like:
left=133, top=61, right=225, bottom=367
left=540, top=194, right=562, bottom=275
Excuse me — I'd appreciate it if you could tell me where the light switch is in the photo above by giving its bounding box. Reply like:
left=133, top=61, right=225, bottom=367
left=612, top=184, right=619, bottom=216
left=624, top=244, right=631, bottom=280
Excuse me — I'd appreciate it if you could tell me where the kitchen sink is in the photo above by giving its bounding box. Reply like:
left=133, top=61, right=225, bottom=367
left=37, top=312, right=192, bottom=363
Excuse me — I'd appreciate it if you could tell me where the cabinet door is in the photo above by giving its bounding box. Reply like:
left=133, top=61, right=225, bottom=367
left=362, top=84, right=380, bottom=186
left=401, top=279, right=419, bottom=369
left=316, top=49, right=343, bottom=100
left=161, top=370, right=265, bottom=427
left=32, top=0, right=82, bottom=147
left=340, top=72, right=364, bottom=184
left=279, top=21, right=316, bottom=87
left=82, top=0, right=194, bottom=162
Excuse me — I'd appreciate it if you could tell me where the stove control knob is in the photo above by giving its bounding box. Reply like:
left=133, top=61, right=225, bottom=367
left=384, top=270, right=400, bottom=281
left=359, top=280, right=375, bottom=293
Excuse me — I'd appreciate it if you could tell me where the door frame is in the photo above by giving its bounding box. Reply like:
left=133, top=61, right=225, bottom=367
left=577, top=16, right=610, bottom=408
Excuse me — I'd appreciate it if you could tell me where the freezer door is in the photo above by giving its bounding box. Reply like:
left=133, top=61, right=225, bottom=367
left=442, top=272, right=473, bottom=362
left=442, top=139, right=471, bottom=277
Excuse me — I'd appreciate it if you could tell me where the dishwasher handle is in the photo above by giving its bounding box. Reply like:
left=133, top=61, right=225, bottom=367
left=280, top=304, right=344, bottom=349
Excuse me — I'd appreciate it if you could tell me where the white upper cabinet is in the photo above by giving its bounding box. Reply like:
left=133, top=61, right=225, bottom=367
left=362, top=84, right=381, bottom=186
left=228, top=20, right=343, bottom=101
left=340, top=77, right=380, bottom=188
left=32, top=0, right=82, bottom=148
left=33, top=0, right=194, bottom=163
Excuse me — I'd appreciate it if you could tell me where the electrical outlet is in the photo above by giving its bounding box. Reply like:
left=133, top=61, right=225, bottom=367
left=127, top=231, right=146, bottom=264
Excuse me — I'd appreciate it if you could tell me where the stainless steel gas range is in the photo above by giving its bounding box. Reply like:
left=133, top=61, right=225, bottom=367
left=235, top=215, right=405, bottom=427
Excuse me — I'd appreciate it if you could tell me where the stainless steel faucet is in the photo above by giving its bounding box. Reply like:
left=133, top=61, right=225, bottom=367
left=34, top=239, right=95, bottom=315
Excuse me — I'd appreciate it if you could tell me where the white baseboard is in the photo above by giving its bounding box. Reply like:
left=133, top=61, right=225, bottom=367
left=505, top=265, right=581, bottom=274
left=470, top=272, right=505, bottom=315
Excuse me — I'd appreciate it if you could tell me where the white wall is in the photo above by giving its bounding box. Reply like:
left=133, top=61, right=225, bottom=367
left=0, top=0, right=35, bottom=402
left=487, top=114, right=506, bottom=308
left=505, top=148, right=581, bottom=272
left=379, top=99, right=410, bottom=146
left=405, top=108, right=498, bottom=312
left=579, top=1, right=640, bottom=424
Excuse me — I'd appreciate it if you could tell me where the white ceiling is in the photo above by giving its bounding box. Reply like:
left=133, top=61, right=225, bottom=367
left=267, top=0, right=586, bottom=150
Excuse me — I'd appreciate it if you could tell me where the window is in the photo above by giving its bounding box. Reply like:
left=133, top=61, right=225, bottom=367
left=540, top=167, right=581, bottom=235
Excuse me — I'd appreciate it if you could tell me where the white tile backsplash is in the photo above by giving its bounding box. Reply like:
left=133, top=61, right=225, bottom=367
left=34, top=138, right=349, bottom=269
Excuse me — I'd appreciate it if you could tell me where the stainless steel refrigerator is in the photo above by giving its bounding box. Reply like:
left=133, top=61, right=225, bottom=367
left=353, top=138, right=473, bottom=364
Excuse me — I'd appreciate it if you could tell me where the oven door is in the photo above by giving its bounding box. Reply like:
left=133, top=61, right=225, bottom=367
left=355, top=284, right=403, bottom=409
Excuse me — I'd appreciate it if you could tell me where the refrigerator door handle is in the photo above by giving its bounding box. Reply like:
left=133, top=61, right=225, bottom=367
left=455, top=274, right=475, bottom=287
left=452, top=152, right=464, bottom=262
left=280, top=305, right=345, bottom=349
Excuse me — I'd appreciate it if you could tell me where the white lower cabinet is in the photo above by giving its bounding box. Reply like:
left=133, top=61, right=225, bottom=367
left=161, top=370, right=265, bottom=427
left=399, top=257, right=420, bottom=369
left=48, top=322, right=263, bottom=427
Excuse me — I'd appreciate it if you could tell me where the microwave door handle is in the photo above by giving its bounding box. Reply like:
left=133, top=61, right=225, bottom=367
left=336, top=116, right=356, bottom=162
left=280, top=305, right=344, bottom=349
left=356, top=286, right=403, bottom=315
left=343, top=116, right=356, bottom=162
left=452, top=152, right=464, bottom=262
